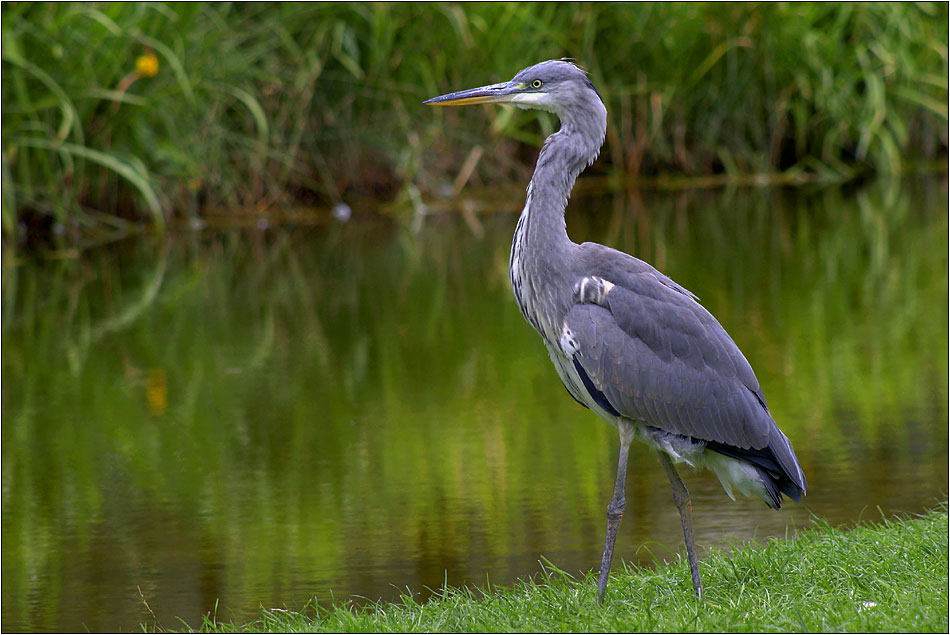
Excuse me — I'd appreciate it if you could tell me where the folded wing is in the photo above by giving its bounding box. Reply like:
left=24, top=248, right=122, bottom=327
left=564, top=244, right=806, bottom=498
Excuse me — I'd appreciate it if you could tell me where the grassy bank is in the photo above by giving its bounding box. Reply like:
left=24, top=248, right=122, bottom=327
left=2, top=3, right=947, bottom=246
left=180, top=507, right=948, bottom=633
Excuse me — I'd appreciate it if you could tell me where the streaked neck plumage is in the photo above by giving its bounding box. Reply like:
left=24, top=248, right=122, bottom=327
left=509, top=87, right=608, bottom=342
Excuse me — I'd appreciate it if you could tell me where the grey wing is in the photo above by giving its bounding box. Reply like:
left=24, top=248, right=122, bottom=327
left=564, top=255, right=805, bottom=494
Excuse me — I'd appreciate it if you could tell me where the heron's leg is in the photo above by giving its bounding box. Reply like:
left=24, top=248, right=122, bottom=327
left=657, top=451, right=703, bottom=598
left=596, top=420, right=635, bottom=604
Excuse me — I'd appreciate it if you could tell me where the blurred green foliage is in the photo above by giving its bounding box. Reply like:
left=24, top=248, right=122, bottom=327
left=1, top=3, right=947, bottom=244
left=2, top=178, right=947, bottom=631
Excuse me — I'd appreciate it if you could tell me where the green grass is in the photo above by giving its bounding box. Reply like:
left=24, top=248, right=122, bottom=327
left=181, top=507, right=948, bottom=633
left=2, top=3, right=947, bottom=246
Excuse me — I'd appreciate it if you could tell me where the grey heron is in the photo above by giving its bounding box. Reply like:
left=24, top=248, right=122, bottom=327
left=424, top=60, right=806, bottom=603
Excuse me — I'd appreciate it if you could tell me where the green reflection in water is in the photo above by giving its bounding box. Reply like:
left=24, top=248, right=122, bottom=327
left=2, top=178, right=947, bottom=632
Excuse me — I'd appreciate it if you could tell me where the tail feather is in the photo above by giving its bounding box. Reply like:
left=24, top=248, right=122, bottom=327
left=705, top=439, right=805, bottom=508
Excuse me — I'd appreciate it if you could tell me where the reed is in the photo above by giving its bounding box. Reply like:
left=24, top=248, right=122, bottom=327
left=2, top=3, right=947, bottom=245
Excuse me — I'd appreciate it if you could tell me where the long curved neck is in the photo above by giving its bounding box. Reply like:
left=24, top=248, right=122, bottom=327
left=509, top=91, right=607, bottom=337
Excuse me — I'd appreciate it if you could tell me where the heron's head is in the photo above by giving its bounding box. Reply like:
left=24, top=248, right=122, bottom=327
left=424, top=59, right=604, bottom=117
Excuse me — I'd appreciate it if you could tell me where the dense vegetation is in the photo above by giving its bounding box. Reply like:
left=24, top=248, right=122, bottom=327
left=2, top=3, right=947, bottom=244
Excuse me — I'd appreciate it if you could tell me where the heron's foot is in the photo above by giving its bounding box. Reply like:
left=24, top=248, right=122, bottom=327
left=682, top=521, right=703, bottom=598
left=672, top=489, right=703, bottom=598
left=691, top=568, right=703, bottom=599
left=596, top=540, right=620, bottom=603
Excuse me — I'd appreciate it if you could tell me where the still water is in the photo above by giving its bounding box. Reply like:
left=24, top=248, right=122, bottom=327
left=2, top=178, right=947, bottom=632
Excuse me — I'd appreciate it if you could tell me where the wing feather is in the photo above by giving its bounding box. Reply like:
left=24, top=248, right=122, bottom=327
left=564, top=279, right=768, bottom=448
left=561, top=243, right=806, bottom=495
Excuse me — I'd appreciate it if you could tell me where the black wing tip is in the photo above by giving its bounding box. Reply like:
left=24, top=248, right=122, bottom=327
left=706, top=440, right=806, bottom=509
left=754, top=465, right=806, bottom=510
left=764, top=475, right=805, bottom=510
left=760, top=469, right=783, bottom=509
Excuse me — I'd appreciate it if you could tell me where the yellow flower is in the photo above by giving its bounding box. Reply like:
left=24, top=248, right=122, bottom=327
left=135, top=52, right=159, bottom=78
left=146, top=368, right=167, bottom=416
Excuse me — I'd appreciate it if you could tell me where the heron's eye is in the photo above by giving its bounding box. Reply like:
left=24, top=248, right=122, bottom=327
left=531, top=79, right=542, bottom=89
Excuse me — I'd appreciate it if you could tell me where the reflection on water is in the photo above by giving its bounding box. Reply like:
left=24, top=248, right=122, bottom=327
left=2, top=178, right=947, bottom=632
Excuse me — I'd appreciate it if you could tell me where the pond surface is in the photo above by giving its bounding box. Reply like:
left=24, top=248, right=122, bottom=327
left=2, top=178, right=947, bottom=632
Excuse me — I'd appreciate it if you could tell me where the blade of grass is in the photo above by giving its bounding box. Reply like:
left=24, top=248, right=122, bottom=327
left=11, top=137, right=165, bottom=229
